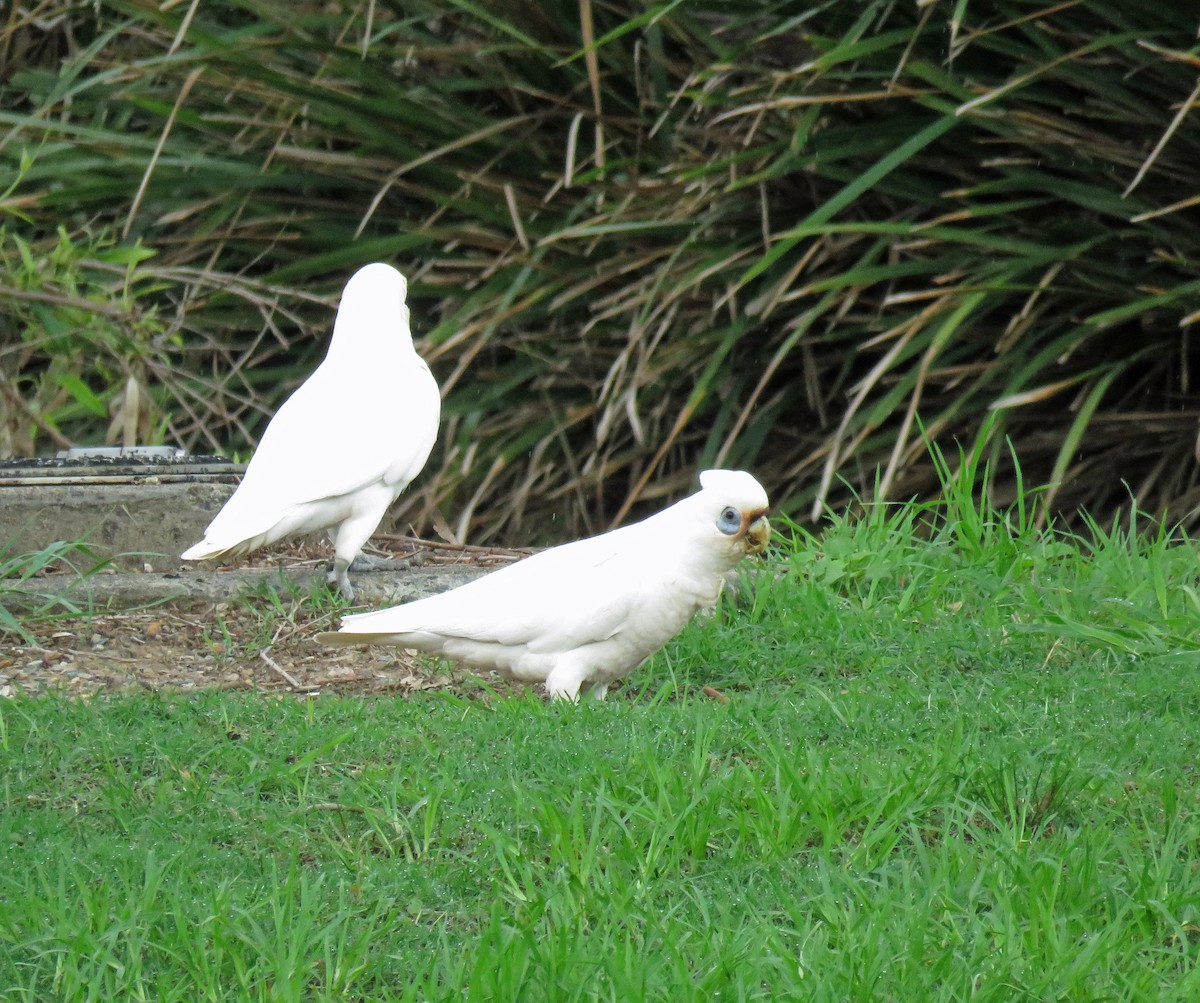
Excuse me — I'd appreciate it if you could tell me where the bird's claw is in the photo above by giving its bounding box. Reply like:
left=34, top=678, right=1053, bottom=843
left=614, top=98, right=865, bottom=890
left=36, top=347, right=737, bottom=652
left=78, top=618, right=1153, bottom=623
left=325, top=565, right=355, bottom=602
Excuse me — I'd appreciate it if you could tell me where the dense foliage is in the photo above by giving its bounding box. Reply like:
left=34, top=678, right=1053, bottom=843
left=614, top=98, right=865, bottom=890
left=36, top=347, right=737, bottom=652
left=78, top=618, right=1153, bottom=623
left=2, top=1, right=1198, bottom=541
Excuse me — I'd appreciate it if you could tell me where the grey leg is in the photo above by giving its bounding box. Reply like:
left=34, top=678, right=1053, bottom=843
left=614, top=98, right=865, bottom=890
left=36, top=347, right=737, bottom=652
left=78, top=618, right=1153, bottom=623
left=326, top=558, right=355, bottom=601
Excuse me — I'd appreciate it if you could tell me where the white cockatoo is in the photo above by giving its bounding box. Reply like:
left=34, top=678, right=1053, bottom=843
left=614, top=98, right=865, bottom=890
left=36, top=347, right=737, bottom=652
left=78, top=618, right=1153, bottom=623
left=317, top=469, right=770, bottom=699
left=181, top=262, right=440, bottom=599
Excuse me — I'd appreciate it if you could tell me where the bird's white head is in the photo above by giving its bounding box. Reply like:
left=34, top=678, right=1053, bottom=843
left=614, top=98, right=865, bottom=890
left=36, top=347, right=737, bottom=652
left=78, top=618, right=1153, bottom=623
left=674, top=468, right=771, bottom=572
left=327, top=262, right=413, bottom=362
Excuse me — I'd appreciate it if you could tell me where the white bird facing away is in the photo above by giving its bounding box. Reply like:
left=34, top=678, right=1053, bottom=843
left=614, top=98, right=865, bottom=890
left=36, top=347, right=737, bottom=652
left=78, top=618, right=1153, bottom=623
left=181, top=262, right=440, bottom=599
left=317, top=469, right=770, bottom=700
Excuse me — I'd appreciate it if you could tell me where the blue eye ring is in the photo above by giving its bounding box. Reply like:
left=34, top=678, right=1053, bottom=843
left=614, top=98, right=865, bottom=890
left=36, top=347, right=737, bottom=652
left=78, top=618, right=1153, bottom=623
left=717, top=505, right=741, bottom=535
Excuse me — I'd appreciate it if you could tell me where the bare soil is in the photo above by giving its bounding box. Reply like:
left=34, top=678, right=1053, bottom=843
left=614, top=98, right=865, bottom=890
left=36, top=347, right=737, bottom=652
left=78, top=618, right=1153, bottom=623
left=1, top=537, right=530, bottom=700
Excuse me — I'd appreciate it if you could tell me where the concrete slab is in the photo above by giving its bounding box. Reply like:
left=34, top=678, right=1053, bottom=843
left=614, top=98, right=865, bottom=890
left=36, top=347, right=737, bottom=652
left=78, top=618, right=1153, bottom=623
left=0, top=453, right=240, bottom=571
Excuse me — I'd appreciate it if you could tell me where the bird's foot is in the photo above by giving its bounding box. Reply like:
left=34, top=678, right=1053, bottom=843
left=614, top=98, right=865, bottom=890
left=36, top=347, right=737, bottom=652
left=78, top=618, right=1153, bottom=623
left=324, top=564, right=355, bottom=602
left=347, top=553, right=421, bottom=572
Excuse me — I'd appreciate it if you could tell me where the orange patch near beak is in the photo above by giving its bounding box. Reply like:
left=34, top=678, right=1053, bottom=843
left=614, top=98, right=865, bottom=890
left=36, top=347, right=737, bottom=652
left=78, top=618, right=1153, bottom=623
left=743, top=514, right=771, bottom=554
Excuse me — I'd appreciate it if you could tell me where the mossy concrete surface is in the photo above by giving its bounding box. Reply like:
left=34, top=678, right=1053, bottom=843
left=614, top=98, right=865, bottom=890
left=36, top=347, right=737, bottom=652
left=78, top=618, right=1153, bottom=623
left=0, top=481, right=237, bottom=572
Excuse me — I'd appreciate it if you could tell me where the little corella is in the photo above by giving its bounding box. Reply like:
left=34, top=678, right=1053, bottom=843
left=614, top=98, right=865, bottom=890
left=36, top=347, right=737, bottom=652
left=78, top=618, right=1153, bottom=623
left=182, top=263, right=440, bottom=599
left=318, top=469, right=770, bottom=699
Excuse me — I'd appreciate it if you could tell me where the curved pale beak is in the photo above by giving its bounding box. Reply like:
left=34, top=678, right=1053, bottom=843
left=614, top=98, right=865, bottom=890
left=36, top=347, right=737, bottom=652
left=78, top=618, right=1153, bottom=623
left=743, top=514, right=771, bottom=555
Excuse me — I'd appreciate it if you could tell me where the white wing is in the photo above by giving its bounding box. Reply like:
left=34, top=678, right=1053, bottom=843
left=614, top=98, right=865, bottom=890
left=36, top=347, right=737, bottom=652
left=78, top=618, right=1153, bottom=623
left=185, top=358, right=437, bottom=554
left=329, top=521, right=654, bottom=651
left=206, top=358, right=437, bottom=538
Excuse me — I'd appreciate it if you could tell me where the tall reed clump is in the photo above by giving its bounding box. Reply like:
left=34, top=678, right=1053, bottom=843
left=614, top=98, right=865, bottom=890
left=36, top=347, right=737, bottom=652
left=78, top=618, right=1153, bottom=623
left=2, top=2, right=1197, bottom=542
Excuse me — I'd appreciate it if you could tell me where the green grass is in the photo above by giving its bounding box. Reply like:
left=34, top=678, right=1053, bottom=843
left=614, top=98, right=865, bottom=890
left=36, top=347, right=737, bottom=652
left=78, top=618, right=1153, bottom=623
left=3, top=479, right=1200, bottom=1000
left=0, top=537, right=109, bottom=643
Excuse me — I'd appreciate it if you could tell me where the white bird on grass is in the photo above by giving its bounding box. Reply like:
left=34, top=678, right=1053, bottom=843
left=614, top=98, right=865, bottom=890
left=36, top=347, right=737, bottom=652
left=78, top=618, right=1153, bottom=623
left=181, top=262, right=440, bottom=599
left=316, top=469, right=770, bottom=700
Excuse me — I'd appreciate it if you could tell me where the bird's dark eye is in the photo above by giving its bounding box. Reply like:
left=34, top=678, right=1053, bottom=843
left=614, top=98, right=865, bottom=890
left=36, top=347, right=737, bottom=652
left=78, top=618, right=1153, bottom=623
left=716, top=506, right=741, bottom=535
